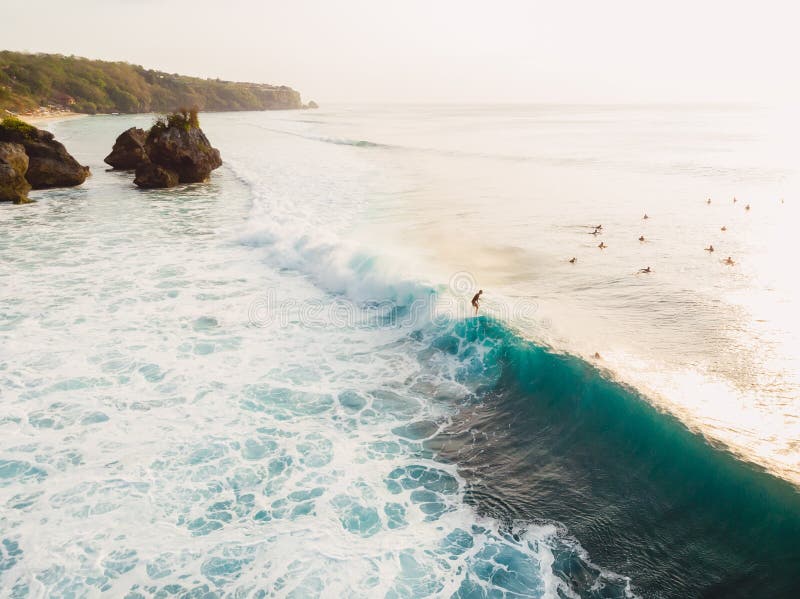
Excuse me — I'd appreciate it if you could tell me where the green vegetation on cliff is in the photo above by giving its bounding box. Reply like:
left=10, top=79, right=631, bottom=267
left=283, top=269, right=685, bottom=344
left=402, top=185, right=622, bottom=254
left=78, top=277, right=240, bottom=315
left=0, top=51, right=303, bottom=114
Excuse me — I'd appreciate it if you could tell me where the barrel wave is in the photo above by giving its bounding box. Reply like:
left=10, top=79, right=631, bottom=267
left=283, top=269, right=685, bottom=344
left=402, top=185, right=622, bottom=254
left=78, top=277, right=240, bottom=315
left=423, top=317, right=800, bottom=598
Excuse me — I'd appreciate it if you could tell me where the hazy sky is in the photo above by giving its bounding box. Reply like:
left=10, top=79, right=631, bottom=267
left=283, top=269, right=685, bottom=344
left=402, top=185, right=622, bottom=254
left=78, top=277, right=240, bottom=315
left=2, top=0, right=798, bottom=104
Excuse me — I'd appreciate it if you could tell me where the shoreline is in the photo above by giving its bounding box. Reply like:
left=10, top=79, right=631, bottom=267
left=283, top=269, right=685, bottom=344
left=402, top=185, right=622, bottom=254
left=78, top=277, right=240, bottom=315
left=6, top=106, right=312, bottom=127
left=15, top=111, right=88, bottom=125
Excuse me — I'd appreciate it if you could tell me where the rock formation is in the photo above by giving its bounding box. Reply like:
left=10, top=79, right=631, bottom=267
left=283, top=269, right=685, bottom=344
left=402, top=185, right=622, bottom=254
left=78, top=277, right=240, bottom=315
left=0, top=141, right=32, bottom=203
left=107, top=110, right=222, bottom=189
left=0, top=117, right=89, bottom=189
left=142, top=122, right=222, bottom=184
left=104, top=127, right=147, bottom=170
left=133, top=163, right=179, bottom=189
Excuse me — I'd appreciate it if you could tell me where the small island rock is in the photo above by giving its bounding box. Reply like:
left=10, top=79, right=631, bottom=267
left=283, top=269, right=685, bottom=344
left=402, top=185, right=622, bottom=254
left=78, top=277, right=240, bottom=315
left=25, top=135, right=91, bottom=189
left=104, top=127, right=148, bottom=170
left=0, top=141, right=32, bottom=203
left=0, top=117, right=89, bottom=189
left=144, top=125, right=221, bottom=184
left=114, top=110, right=223, bottom=189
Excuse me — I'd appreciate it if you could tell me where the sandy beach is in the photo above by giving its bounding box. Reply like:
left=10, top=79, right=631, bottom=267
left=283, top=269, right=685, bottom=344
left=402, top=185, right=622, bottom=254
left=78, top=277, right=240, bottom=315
left=16, top=110, right=87, bottom=125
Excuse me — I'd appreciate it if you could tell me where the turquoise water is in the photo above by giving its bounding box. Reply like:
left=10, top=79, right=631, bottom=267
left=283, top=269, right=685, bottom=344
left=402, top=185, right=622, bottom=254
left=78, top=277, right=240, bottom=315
left=1, top=105, right=799, bottom=597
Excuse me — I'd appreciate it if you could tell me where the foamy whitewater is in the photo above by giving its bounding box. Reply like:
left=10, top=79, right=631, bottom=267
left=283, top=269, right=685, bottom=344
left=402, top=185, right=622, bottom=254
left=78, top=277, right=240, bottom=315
left=1, top=105, right=799, bottom=598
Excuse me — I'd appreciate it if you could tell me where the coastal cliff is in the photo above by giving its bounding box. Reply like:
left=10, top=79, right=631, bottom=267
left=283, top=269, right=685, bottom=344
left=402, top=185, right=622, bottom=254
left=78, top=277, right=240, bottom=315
left=0, top=51, right=304, bottom=115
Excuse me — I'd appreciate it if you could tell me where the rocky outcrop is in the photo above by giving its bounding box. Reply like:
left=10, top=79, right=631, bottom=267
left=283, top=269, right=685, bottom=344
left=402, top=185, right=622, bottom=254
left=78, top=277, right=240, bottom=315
left=108, top=111, right=222, bottom=189
left=0, top=117, right=89, bottom=189
left=134, top=163, right=179, bottom=189
left=104, top=127, right=147, bottom=170
left=0, top=141, right=32, bottom=203
left=307, top=100, right=319, bottom=109
left=143, top=125, right=222, bottom=184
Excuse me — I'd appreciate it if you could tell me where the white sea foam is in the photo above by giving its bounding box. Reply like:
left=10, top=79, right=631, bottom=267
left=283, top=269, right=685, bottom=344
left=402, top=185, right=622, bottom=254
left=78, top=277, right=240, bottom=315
left=231, top=155, right=436, bottom=309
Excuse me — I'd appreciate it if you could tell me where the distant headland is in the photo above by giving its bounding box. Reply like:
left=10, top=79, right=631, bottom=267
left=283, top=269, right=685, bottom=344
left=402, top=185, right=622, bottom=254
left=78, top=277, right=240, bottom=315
left=0, top=51, right=316, bottom=116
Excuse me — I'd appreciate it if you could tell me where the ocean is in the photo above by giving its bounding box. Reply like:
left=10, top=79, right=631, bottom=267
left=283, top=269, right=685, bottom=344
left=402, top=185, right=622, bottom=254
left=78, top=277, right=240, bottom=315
left=1, top=104, right=799, bottom=598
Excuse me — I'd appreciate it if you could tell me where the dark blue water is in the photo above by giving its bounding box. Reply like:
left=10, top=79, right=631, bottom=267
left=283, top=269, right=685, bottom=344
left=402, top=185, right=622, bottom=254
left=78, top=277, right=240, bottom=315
left=425, top=317, right=800, bottom=597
